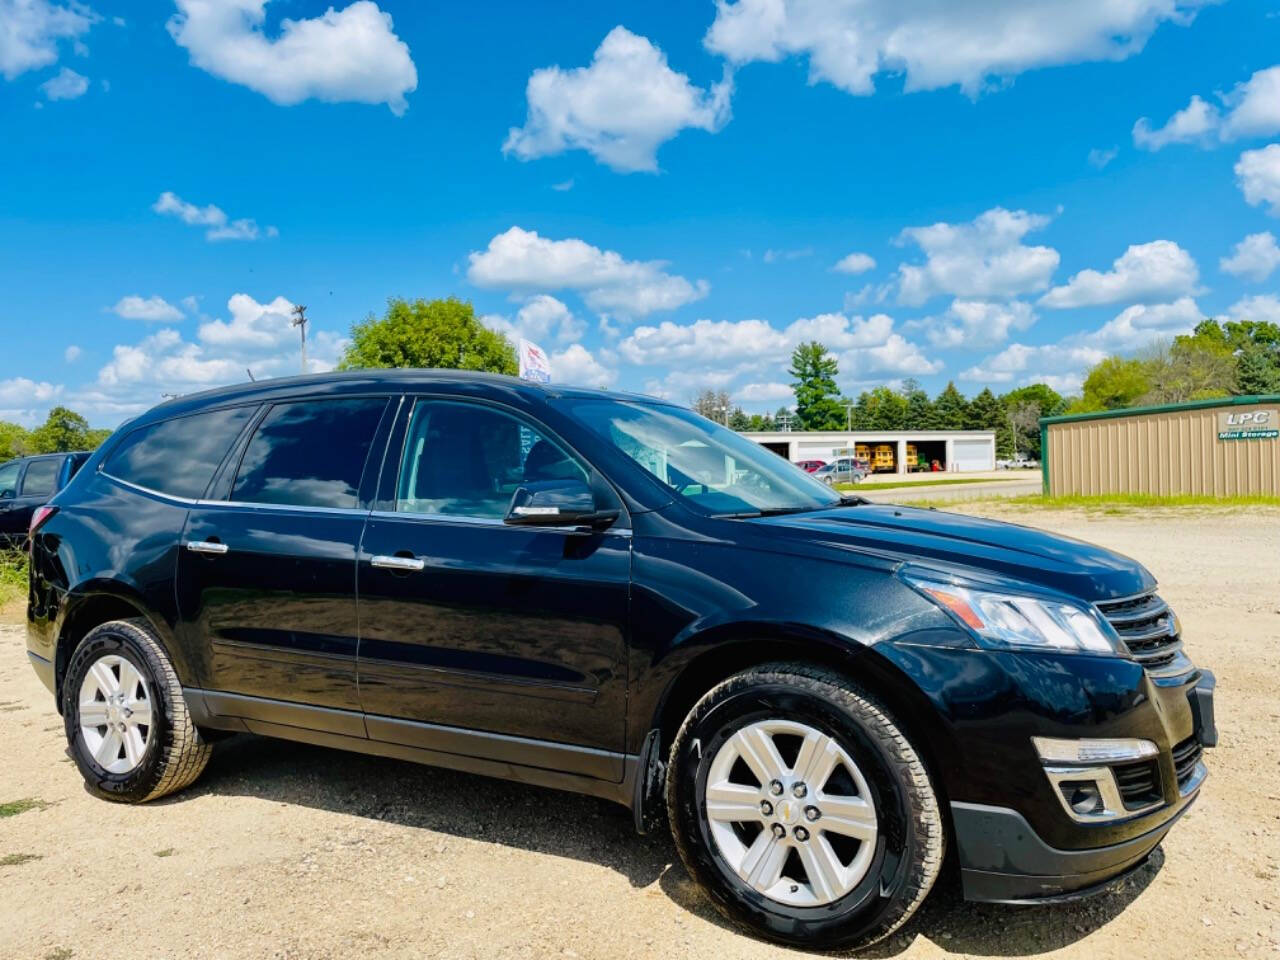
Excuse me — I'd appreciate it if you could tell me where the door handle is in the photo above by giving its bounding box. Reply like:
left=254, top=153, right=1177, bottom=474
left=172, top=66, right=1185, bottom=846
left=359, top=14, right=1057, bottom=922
left=371, top=554, right=425, bottom=572
left=186, top=540, right=229, bottom=555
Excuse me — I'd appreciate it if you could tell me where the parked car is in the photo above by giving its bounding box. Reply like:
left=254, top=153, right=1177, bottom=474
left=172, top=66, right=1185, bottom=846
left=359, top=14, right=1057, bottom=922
left=793, top=459, right=826, bottom=473
left=0, top=451, right=91, bottom=544
left=26, top=372, right=1214, bottom=950
left=813, top=455, right=867, bottom=485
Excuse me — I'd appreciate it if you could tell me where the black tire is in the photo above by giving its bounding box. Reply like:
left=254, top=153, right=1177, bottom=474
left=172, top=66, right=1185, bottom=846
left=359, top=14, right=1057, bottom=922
left=666, top=663, right=944, bottom=950
left=62, top=618, right=212, bottom=803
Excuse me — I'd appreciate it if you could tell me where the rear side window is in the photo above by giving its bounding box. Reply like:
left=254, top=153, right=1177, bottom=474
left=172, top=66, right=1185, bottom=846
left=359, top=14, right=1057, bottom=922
left=232, top=398, right=386, bottom=509
left=19, top=459, right=59, bottom=498
left=0, top=461, right=19, bottom=499
left=104, top=406, right=256, bottom=500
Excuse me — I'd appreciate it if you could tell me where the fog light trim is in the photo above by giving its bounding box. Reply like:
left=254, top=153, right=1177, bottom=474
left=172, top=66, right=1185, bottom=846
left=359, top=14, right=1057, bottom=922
left=1032, top=736, right=1158, bottom=765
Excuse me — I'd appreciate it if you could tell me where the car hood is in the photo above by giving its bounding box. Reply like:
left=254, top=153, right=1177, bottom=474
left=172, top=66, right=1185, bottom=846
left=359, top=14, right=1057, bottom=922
left=748, top=504, right=1153, bottom=602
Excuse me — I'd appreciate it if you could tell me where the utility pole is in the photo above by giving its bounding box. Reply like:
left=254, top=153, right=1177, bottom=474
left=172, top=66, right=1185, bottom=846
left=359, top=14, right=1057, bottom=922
left=844, top=400, right=855, bottom=431
left=291, top=303, right=308, bottom=374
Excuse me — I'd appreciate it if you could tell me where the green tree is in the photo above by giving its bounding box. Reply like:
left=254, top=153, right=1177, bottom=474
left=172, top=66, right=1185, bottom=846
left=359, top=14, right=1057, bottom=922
left=29, top=406, right=93, bottom=453
left=901, top=379, right=936, bottom=430
left=1141, top=338, right=1236, bottom=404
left=746, top=412, right=775, bottom=431
left=965, top=387, right=1004, bottom=433
left=1000, top=384, right=1065, bottom=458
left=865, top=386, right=908, bottom=430
left=693, top=389, right=733, bottom=423
left=728, top=407, right=751, bottom=431
left=788, top=341, right=845, bottom=430
left=338, top=297, right=517, bottom=374
left=932, top=382, right=969, bottom=429
left=1071, top=356, right=1151, bottom=412
left=0, top=422, right=31, bottom=461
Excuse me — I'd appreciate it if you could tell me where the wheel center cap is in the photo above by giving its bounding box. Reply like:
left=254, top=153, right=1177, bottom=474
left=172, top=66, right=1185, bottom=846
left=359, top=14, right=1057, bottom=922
left=774, top=799, right=800, bottom=825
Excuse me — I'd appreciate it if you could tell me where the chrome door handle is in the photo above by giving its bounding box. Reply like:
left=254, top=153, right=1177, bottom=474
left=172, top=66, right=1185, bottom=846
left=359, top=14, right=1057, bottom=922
left=371, top=554, right=425, bottom=572
left=186, top=540, right=229, bottom=555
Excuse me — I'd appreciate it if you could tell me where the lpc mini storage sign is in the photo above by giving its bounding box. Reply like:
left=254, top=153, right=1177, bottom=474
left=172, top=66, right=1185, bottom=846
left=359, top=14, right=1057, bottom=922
left=1217, top=408, right=1279, bottom=441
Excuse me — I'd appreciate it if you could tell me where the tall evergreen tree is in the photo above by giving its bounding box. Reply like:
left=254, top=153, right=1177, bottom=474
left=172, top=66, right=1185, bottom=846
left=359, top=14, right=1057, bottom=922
left=965, top=387, right=1004, bottom=431
left=932, top=382, right=969, bottom=429
left=788, top=342, right=846, bottom=430
left=903, top=383, right=936, bottom=430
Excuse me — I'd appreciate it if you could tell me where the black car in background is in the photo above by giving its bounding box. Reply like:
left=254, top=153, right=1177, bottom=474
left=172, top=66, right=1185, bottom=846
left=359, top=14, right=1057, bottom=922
left=25, top=372, right=1215, bottom=950
left=0, top=451, right=91, bottom=543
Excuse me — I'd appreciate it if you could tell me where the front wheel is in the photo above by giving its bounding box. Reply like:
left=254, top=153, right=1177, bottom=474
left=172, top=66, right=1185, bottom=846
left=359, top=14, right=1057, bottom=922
left=666, top=664, right=944, bottom=950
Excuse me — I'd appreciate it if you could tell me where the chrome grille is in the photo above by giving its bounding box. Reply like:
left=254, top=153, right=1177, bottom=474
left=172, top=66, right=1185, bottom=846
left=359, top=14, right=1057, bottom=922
left=1095, top=590, right=1184, bottom=674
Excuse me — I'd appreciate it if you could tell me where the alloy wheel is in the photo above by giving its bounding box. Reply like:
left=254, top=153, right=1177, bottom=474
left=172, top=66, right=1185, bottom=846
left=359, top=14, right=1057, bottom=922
left=78, top=654, right=153, bottom=774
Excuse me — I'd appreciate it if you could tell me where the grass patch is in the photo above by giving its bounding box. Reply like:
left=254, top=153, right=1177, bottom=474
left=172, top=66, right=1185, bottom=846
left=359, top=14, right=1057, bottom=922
left=0, top=798, right=49, bottom=818
left=0, top=542, right=27, bottom=608
left=154, top=848, right=176, bottom=858
left=0, top=853, right=42, bottom=867
left=45, top=949, right=73, bottom=960
left=836, top=477, right=1019, bottom=492
left=1001, top=493, right=1280, bottom=509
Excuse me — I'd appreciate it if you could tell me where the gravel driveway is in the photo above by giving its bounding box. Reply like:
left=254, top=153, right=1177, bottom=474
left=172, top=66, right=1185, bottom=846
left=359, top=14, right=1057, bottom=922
left=1, top=507, right=1277, bottom=959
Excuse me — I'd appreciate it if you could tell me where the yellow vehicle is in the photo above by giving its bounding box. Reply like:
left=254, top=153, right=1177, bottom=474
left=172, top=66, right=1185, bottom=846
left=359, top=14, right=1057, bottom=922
left=872, top=444, right=895, bottom=472
left=905, top=443, right=919, bottom=470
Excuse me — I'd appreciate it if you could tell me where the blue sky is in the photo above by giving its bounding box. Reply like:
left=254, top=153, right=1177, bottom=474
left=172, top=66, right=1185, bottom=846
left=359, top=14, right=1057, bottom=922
left=3, top=0, right=1280, bottom=426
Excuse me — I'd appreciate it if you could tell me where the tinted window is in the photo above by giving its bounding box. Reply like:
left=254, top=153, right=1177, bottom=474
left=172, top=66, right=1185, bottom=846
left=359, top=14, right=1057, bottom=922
left=0, top=461, right=19, bottom=499
left=104, top=406, right=255, bottom=499
left=397, top=401, right=586, bottom=519
left=232, top=398, right=386, bottom=509
left=19, top=458, right=59, bottom=498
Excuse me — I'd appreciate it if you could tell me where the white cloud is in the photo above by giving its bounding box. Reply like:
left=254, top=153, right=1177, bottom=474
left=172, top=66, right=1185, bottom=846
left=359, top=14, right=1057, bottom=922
left=504, top=26, right=731, bottom=173
left=551, top=178, right=574, bottom=192
left=550, top=344, right=615, bottom=388
left=895, top=208, right=1059, bottom=306
left=482, top=294, right=585, bottom=345
left=763, top=247, right=812, bottom=263
left=1236, top=144, right=1280, bottom=216
left=961, top=342, right=1106, bottom=386
left=833, top=251, right=876, bottom=274
left=1088, top=146, right=1118, bottom=169
left=1229, top=294, right=1280, bottom=324
left=1220, top=232, right=1280, bottom=282
left=737, top=381, right=793, bottom=404
left=0, top=376, right=63, bottom=425
left=166, top=0, right=416, bottom=115
left=111, top=294, right=183, bottom=322
left=78, top=293, right=346, bottom=421
left=39, top=64, right=86, bottom=99
left=1133, top=65, right=1280, bottom=149
left=0, top=0, right=95, bottom=80
left=1040, top=240, right=1199, bottom=308
left=918, top=299, right=1035, bottom=348
left=619, top=317, right=786, bottom=365
left=703, top=0, right=1209, bottom=98
left=152, top=190, right=275, bottom=241
left=467, top=226, right=708, bottom=318
left=1075, top=297, right=1204, bottom=351
left=64, top=344, right=81, bottom=362
left=848, top=332, right=941, bottom=379
left=1133, top=95, right=1219, bottom=150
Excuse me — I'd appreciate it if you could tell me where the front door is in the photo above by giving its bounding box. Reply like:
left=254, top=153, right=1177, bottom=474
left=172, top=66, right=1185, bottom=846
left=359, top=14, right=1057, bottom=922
left=176, top=395, right=390, bottom=727
left=0, top=456, right=60, bottom=539
left=356, top=398, right=631, bottom=778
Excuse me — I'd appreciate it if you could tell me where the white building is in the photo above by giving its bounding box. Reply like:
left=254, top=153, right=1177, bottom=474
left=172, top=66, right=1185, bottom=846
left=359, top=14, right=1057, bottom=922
left=741, top=429, right=996, bottom=474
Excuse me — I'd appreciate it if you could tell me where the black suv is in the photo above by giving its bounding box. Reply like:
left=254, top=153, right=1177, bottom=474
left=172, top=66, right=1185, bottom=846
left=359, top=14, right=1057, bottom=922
left=26, top=371, right=1215, bottom=950
left=0, top=451, right=91, bottom=543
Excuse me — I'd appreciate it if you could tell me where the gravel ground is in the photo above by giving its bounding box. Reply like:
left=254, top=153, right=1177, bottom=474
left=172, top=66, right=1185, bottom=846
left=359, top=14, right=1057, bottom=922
left=1, top=507, right=1278, bottom=960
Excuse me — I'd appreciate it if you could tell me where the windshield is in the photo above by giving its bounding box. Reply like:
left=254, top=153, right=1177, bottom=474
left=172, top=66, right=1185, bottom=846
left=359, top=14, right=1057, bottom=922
left=559, top=398, right=842, bottom=516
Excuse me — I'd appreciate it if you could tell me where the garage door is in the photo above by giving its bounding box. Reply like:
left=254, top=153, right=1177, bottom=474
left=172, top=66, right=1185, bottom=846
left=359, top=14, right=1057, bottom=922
left=951, top=439, right=992, bottom=472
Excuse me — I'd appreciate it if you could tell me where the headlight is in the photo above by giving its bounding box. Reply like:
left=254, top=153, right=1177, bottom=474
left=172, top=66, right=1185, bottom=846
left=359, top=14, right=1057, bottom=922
left=903, top=573, right=1125, bottom=656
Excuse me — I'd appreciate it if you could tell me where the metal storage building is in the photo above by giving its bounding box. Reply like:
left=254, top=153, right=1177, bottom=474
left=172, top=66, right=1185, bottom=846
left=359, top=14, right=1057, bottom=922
left=740, top=430, right=997, bottom=474
left=1041, top=395, right=1280, bottom=497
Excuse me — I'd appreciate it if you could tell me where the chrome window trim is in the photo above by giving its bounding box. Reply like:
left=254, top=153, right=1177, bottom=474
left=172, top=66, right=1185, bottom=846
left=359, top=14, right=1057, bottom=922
left=366, top=508, right=632, bottom=537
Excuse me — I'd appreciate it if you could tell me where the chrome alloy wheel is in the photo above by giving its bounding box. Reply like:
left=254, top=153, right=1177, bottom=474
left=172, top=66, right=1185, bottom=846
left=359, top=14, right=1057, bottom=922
left=78, top=654, right=153, bottom=775
left=704, top=719, right=878, bottom=907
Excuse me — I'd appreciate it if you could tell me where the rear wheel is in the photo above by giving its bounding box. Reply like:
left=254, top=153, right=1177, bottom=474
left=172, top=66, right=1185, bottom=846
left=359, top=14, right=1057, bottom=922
left=666, top=663, right=943, bottom=950
left=62, top=618, right=212, bottom=803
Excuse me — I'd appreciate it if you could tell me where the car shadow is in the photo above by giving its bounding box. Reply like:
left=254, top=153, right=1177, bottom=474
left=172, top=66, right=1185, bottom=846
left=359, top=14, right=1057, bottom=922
left=177, top=734, right=1164, bottom=956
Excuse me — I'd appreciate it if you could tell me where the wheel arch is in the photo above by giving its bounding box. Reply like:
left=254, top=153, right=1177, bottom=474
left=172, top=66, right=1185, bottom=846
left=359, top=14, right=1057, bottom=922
left=54, top=589, right=170, bottom=711
left=647, top=628, right=960, bottom=811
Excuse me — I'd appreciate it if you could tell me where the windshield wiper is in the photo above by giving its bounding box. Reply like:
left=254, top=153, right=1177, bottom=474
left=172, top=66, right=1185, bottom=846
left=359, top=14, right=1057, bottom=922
left=716, top=505, right=833, bottom=519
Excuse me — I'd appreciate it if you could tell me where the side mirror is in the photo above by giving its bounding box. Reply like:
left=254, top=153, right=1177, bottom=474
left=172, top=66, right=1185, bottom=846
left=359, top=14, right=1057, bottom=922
left=504, top=479, right=618, bottom=532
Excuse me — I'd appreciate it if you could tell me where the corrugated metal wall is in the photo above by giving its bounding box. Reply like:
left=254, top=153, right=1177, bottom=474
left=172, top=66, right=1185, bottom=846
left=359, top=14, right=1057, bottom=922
left=1046, top=401, right=1280, bottom=496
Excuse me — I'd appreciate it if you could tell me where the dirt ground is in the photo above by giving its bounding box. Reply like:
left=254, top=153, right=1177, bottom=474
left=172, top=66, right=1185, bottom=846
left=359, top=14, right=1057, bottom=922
left=1, top=507, right=1278, bottom=960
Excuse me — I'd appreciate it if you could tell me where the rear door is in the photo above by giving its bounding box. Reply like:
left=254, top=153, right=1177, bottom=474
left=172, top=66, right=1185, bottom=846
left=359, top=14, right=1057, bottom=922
left=176, top=395, right=391, bottom=726
left=356, top=396, right=631, bottom=775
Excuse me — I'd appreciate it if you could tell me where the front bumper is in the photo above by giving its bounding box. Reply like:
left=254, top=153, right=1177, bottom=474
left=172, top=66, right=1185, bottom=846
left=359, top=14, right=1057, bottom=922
left=953, top=669, right=1215, bottom=903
